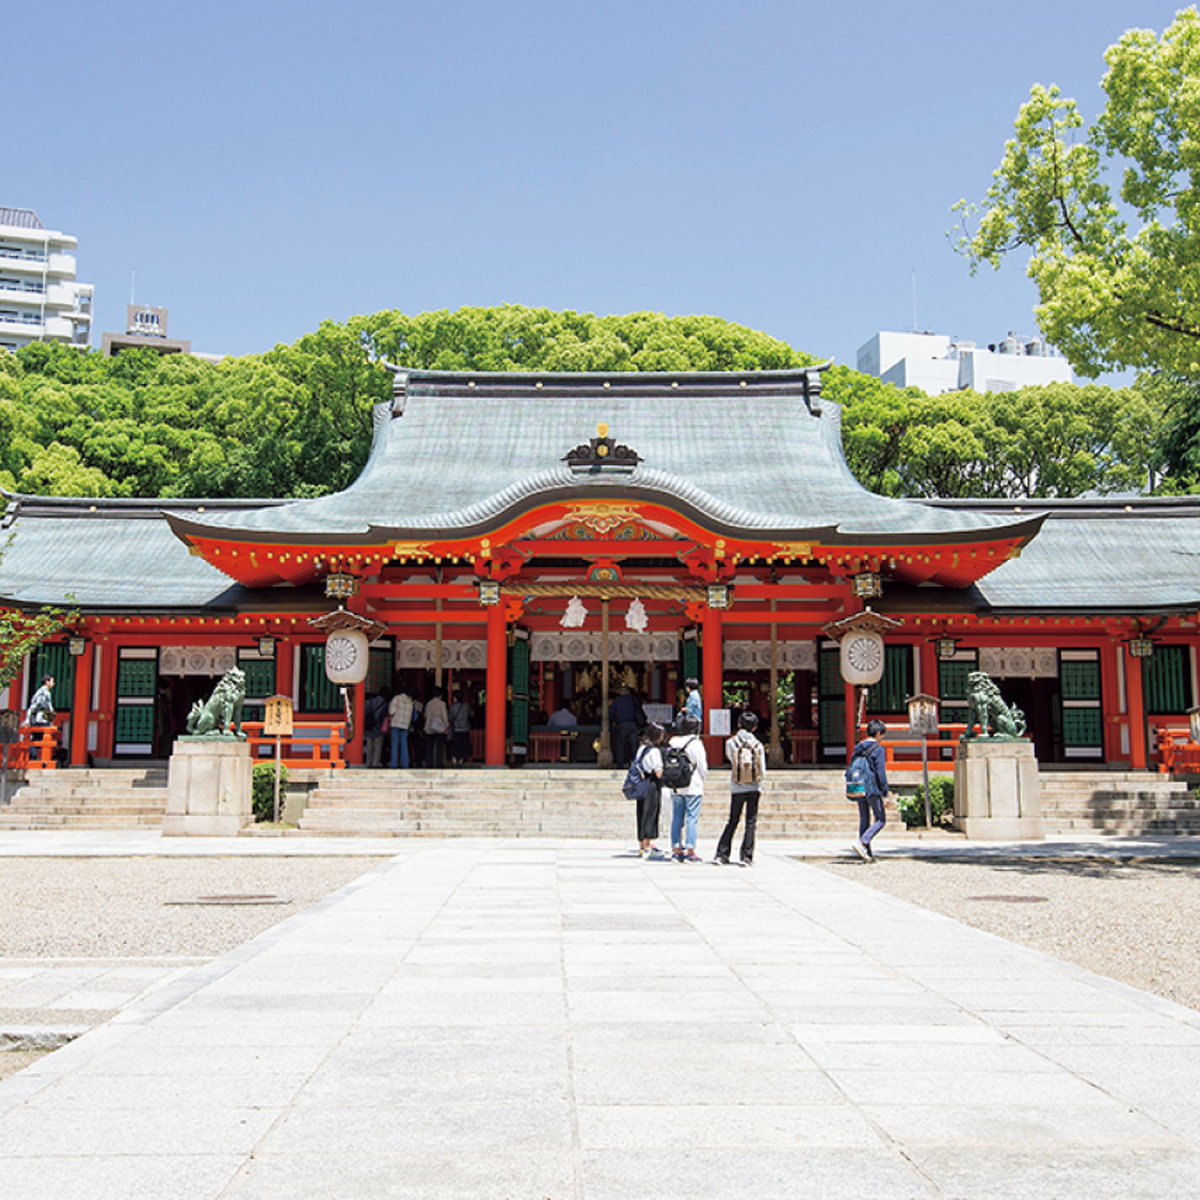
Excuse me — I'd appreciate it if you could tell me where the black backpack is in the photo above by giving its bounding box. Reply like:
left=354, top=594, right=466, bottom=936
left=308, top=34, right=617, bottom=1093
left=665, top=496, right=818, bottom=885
left=661, top=737, right=697, bottom=790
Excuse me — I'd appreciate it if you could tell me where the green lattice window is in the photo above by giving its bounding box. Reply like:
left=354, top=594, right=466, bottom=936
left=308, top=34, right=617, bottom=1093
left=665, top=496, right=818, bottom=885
left=300, top=644, right=341, bottom=713
left=938, top=656, right=977, bottom=703
left=819, top=698, right=845, bottom=744
left=1061, top=659, right=1100, bottom=701
left=510, top=635, right=530, bottom=749
left=239, top=658, right=275, bottom=699
left=819, top=647, right=842, bottom=697
left=511, top=639, right=530, bottom=694
left=114, top=704, right=154, bottom=743
left=866, top=645, right=913, bottom=714
left=1062, top=706, right=1103, bottom=747
left=29, top=643, right=75, bottom=711
left=681, top=635, right=699, bottom=683
left=367, top=645, right=393, bottom=694
left=1143, top=645, right=1190, bottom=714
left=116, top=657, right=156, bottom=698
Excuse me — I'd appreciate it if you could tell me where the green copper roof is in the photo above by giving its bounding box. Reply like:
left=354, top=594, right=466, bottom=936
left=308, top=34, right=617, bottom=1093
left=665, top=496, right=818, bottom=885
left=169, top=370, right=1036, bottom=544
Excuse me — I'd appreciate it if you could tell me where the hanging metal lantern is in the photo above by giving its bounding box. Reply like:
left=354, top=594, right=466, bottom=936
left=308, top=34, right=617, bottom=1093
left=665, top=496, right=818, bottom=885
left=325, top=629, right=369, bottom=685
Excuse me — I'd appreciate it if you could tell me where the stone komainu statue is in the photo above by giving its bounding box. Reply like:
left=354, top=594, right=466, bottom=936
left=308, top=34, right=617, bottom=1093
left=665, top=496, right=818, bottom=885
left=186, top=667, right=247, bottom=738
left=962, top=670, right=1027, bottom=741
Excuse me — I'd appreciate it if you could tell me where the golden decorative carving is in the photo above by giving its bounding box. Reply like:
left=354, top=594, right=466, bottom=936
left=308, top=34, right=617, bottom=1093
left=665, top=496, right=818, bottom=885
left=770, top=542, right=814, bottom=560
left=562, top=503, right=644, bottom=535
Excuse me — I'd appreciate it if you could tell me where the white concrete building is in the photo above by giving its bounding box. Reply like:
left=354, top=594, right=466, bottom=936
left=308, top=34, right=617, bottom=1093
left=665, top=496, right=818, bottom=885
left=0, top=208, right=93, bottom=353
left=857, top=330, right=1073, bottom=395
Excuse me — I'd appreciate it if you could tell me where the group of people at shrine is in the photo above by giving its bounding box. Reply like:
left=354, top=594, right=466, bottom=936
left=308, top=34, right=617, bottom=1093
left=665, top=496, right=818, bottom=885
left=362, top=684, right=475, bottom=769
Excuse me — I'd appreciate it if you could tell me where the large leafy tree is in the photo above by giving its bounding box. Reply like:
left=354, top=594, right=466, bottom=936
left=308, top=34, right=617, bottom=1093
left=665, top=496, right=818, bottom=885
left=0, top=307, right=1168, bottom=501
left=955, top=8, right=1200, bottom=378
left=834, top=371, right=1162, bottom=498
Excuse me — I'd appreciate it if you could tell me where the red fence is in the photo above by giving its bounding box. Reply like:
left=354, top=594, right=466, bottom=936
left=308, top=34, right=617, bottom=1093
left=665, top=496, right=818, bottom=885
left=5, top=723, right=62, bottom=771
left=242, top=721, right=346, bottom=769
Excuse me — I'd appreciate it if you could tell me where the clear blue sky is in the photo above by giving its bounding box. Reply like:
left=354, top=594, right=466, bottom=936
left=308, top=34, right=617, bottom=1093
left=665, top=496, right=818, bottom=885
left=9, top=1, right=1188, bottom=376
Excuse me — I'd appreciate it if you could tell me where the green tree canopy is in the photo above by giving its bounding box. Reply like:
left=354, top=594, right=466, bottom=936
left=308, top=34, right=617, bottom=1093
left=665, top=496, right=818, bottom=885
left=955, top=8, right=1200, bottom=378
left=0, top=307, right=1169, bottom=502
left=834, top=372, right=1162, bottom=498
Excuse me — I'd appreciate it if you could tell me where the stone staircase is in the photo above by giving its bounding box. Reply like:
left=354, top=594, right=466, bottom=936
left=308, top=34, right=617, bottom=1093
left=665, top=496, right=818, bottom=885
left=297, top=768, right=861, bottom=839
left=4, top=766, right=1198, bottom=838
left=1038, top=771, right=1200, bottom=836
left=0, top=768, right=169, bottom=830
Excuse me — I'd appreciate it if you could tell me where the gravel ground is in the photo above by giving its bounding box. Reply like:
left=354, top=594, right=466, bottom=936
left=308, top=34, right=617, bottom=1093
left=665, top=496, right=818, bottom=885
left=815, top=854, right=1200, bottom=1012
left=0, top=856, right=389, bottom=1082
left=0, top=857, right=390, bottom=958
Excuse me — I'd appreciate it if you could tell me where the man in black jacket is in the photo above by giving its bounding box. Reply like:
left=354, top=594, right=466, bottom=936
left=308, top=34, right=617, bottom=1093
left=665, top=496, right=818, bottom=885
left=609, top=687, right=643, bottom=768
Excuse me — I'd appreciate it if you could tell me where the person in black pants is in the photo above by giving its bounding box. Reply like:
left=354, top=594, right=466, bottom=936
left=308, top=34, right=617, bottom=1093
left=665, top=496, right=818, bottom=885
left=715, top=711, right=766, bottom=866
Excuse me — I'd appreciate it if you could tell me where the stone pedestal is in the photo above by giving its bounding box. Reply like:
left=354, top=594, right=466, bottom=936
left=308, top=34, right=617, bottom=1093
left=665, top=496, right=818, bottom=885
left=953, top=740, right=1044, bottom=840
left=162, top=740, right=253, bottom=837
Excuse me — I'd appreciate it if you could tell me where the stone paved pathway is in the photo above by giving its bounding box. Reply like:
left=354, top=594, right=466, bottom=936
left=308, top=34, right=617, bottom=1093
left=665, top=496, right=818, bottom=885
left=0, top=838, right=1198, bottom=1198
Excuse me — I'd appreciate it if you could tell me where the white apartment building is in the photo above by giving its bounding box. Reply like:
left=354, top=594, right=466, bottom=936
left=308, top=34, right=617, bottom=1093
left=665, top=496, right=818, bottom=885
left=856, top=330, right=1073, bottom=395
left=0, top=208, right=93, bottom=353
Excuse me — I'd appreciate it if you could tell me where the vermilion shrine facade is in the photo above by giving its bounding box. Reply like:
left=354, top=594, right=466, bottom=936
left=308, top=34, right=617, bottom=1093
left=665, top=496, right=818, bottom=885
left=3, top=367, right=1199, bottom=774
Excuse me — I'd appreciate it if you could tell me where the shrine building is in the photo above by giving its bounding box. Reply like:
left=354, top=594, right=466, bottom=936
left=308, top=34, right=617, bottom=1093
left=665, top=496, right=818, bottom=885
left=2, top=365, right=1199, bottom=777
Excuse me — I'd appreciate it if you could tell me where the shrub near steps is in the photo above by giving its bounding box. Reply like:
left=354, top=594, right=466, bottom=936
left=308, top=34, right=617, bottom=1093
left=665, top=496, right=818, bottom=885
left=0, top=768, right=169, bottom=830
left=297, top=768, right=861, bottom=838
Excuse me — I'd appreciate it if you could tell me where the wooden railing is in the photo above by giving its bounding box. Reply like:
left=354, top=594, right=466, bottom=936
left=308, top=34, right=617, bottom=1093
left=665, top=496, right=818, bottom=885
left=879, top=722, right=965, bottom=772
left=530, top=730, right=579, bottom=763
left=242, top=721, right=346, bottom=769
left=1153, top=724, right=1199, bottom=774
left=7, top=722, right=62, bottom=770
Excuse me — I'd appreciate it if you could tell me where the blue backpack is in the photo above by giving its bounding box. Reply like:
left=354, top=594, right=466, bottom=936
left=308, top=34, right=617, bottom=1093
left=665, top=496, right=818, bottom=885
left=622, top=748, right=650, bottom=801
left=845, top=749, right=873, bottom=800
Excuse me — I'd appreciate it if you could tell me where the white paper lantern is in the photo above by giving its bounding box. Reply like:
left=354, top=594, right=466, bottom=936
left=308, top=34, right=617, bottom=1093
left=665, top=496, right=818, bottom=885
left=839, top=630, right=886, bottom=685
left=325, top=629, right=369, bottom=684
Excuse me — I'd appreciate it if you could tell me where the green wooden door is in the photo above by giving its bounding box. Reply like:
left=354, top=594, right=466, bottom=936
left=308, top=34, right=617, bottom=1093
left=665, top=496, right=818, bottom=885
left=510, top=630, right=530, bottom=759
left=1060, top=650, right=1103, bottom=758
left=114, top=648, right=157, bottom=756
left=818, top=645, right=846, bottom=758
left=29, top=643, right=74, bottom=716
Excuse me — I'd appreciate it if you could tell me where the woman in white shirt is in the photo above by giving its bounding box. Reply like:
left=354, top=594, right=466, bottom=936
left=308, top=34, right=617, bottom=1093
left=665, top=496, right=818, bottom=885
left=634, top=723, right=665, bottom=860
left=666, top=714, right=708, bottom=862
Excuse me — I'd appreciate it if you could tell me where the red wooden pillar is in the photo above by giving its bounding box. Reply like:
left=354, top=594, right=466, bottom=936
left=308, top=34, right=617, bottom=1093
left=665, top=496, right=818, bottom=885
left=1125, top=646, right=1148, bottom=770
left=348, top=677, right=366, bottom=765
left=919, top=639, right=939, bottom=707
left=1100, top=639, right=1124, bottom=764
left=275, top=636, right=295, bottom=702
left=69, top=642, right=95, bottom=766
left=5, top=658, right=24, bottom=716
left=486, top=604, right=507, bottom=766
left=701, top=606, right=723, bottom=763
left=96, top=641, right=117, bottom=759
left=844, top=680, right=858, bottom=761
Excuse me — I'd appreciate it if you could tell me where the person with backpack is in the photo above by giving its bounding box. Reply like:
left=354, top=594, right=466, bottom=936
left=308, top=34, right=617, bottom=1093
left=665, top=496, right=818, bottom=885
left=623, top=723, right=665, bottom=859
left=664, top=713, right=708, bottom=861
left=715, top=711, right=766, bottom=866
left=847, top=718, right=890, bottom=861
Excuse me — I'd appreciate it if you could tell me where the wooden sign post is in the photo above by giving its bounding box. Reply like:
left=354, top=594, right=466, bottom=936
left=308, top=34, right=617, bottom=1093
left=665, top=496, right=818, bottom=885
left=262, top=695, right=294, bottom=824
